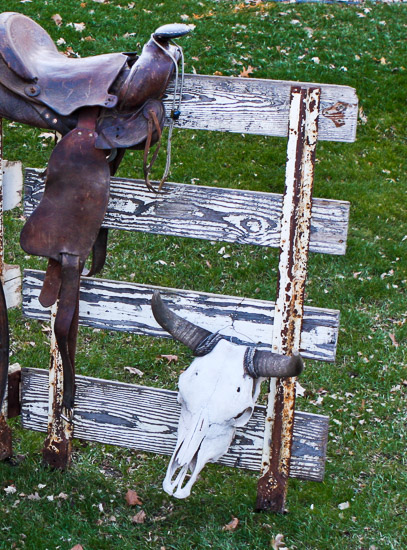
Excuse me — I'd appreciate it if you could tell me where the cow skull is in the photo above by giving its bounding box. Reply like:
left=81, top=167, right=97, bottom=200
left=151, top=291, right=303, bottom=499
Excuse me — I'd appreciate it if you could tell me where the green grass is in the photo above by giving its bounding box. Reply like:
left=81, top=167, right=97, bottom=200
left=1, top=1, right=407, bottom=549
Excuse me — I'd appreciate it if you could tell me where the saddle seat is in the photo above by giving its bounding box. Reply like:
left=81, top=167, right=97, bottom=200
left=0, top=12, right=127, bottom=116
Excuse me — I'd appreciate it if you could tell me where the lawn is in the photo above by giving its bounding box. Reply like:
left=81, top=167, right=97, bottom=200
left=1, top=1, right=406, bottom=549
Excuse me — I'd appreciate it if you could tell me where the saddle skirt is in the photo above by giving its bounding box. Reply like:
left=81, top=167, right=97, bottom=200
left=20, top=127, right=111, bottom=265
left=0, top=12, right=127, bottom=115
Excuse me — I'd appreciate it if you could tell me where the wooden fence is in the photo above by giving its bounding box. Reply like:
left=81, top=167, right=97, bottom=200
left=1, top=73, right=358, bottom=512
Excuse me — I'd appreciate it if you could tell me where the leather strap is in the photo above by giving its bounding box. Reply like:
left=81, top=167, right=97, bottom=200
left=53, top=253, right=81, bottom=409
left=39, top=258, right=62, bottom=307
left=82, top=149, right=125, bottom=278
left=143, top=108, right=163, bottom=190
left=82, top=227, right=108, bottom=277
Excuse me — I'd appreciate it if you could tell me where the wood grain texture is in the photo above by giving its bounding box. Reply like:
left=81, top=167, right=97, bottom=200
left=21, top=367, right=329, bottom=481
left=3, top=263, right=21, bottom=309
left=164, top=74, right=358, bottom=142
left=23, top=269, right=340, bottom=362
left=24, top=170, right=350, bottom=256
left=2, top=160, right=23, bottom=211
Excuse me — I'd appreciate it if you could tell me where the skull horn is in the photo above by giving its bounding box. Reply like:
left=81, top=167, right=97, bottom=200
left=151, top=291, right=213, bottom=353
left=245, top=348, right=303, bottom=378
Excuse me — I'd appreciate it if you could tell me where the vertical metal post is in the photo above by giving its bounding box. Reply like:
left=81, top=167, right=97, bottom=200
left=256, top=87, right=320, bottom=512
left=42, top=302, right=74, bottom=469
left=0, top=117, right=13, bottom=459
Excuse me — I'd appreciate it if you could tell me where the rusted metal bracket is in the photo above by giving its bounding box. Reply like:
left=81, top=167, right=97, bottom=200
left=42, top=302, right=74, bottom=469
left=256, top=87, right=321, bottom=512
left=0, top=365, right=22, bottom=459
left=7, top=366, right=22, bottom=419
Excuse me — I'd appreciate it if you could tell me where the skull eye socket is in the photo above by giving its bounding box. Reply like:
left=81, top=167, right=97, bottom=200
left=234, top=406, right=253, bottom=426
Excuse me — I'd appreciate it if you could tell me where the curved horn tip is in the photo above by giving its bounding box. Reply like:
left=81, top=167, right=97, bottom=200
left=151, top=289, right=162, bottom=305
left=151, top=290, right=164, bottom=315
left=290, top=351, right=304, bottom=376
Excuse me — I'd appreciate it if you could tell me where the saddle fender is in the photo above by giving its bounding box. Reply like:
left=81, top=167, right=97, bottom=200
left=95, top=99, right=165, bottom=150
left=20, top=125, right=111, bottom=409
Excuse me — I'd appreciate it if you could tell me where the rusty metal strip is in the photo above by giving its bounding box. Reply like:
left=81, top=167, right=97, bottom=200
left=0, top=117, right=13, bottom=459
left=7, top=366, right=21, bottom=419
left=256, top=87, right=321, bottom=512
left=42, top=302, right=74, bottom=469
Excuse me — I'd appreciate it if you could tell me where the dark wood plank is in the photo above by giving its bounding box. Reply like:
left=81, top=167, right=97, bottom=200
left=21, top=367, right=329, bottom=481
left=22, top=270, right=340, bottom=362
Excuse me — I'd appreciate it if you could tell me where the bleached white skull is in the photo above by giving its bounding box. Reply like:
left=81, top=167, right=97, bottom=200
left=151, top=291, right=303, bottom=499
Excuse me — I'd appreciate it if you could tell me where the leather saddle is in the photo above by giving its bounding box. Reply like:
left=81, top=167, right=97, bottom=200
left=0, top=12, right=190, bottom=409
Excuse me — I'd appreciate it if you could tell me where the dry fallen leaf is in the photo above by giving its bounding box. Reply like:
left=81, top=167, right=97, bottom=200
left=132, top=510, right=147, bottom=523
left=125, top=489, right=143, bottom=506
left=272, top=533, right=288, bottom=550
left=295, top=381, right=306, bottom=397
left=124, top=366, right=144, bottom=377
left=389, top=333, right=399, bottom=347
left=157, top=354, right=178, bottom=364
left=240, top=65, right=254, bottom=78
left=222, top=517, right=239, bottom=531
left=338, top=501, right=350, bottom=510
left=64, top=47, right=77, bottom=57
left=193, top=11, right=214, bottom=19
left=51, top=14, right=62, bottom=26
left=359, top=107, right=368, bottom=124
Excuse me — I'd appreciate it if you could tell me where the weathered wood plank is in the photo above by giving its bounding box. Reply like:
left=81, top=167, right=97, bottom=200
left=3, top=263, right=21, bottom=309
left=21, top=367, right=329, bottom=481
left=2, top=160, right=22, bottom=211
left=164, top=74, right=358, bottom=142
left=22, top=270, right=340, bottom=362
left=41, top=303, right=74, bottom=469
left=24, top=169, right=350, bottom=256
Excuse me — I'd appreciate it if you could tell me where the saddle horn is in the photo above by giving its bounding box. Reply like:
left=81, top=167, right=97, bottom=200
left=153, top=23, right=191, bottom=42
